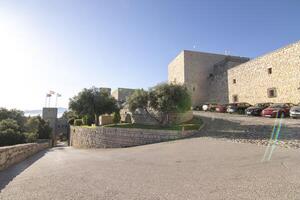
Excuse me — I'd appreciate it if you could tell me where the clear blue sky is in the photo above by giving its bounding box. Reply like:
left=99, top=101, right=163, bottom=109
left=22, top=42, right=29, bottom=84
left=0, top=0, right=299, bottom=110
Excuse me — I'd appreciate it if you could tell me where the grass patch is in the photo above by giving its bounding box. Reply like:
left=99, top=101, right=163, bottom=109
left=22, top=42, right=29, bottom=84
left=104, top=117, right=202, bottom=131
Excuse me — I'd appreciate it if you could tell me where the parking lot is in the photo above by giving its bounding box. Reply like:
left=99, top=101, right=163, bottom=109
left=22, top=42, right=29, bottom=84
left=194, top=111, right=300, bottom=148
left=194, top=111, right=300, bottom=127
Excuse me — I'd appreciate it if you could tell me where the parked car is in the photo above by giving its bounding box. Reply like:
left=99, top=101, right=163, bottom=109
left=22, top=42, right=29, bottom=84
left=290, top=103, right=300, bottom=119
left=245, top=103, right=273, bottom=116
left=227, top=102, right=252, bottom=114
left=193, top=104, right=203, bottom=111
left=215, top=104, right=228, bottom=113
left=261, top=103, right=294, bottom=118
left=202, top=103, right=218, bottom=112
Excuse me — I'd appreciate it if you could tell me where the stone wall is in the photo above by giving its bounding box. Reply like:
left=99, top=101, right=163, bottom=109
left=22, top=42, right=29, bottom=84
left=168, top=50, right=249, bottom=106
left=111, top=88, right=136, bottom=103
left=120, top=108, right=193, bottom=125
left=70, top=126, right=198, bottom=148
left=228, top=41, right=300, bottom=104
left=0, top=142, right=49, bottom=171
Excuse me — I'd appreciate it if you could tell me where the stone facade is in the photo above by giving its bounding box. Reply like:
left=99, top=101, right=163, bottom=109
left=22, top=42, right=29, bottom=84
left=228, top=41, right=300, bottom=104
left=168, top=50, right=249, bottom=106
left=111, top=88, right=136, bottom=103
left=42, top=107, right=57, bottom=146
left=0, top=142, right=49, bottom=171
left=70, top=126, right=198, bottom=148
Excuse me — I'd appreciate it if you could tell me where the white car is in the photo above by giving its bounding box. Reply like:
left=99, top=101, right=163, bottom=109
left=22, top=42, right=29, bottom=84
left=290, top=103, right=300, bottom=118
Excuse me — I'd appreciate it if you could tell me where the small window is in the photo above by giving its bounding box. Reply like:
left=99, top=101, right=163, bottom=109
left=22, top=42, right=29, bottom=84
left=268, top=68, right=272, bottom=74
left=233, top=95, right=238, bottom=102
left=267, top=88, right=277, bottom=98
left=233, top=79, right=236, bottom=84
left=192, top=86, right=195, bottom=91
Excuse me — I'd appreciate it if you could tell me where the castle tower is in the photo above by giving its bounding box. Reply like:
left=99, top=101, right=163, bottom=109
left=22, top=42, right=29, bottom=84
left=42, top=107, right=58, bottom=146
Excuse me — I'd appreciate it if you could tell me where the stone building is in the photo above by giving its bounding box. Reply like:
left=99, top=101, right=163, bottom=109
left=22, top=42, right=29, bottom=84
left=168, top=50, right=249, bottom=106
left=42, top=107, right=58, bottom=146
left=228, top=41, right=300, bottom=105
left=42, top=107, right=69, bottom=146
left=112, top=88, right=136, bottom=103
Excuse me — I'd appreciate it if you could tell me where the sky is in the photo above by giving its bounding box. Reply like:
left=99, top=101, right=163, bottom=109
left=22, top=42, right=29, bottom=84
left=0, top=0, right=299, bottom=110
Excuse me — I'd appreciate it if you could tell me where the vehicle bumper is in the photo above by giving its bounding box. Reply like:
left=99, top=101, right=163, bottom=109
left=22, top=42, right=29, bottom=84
left=290, top=112, right=300, bottom=118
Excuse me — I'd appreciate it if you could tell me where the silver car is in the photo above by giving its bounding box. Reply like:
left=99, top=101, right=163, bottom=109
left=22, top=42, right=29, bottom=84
left=290, top=103, right=300, bottom=118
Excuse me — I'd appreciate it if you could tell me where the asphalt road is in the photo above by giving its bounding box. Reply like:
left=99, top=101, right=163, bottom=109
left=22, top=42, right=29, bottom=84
left=1, top=137, right=300, bottom=200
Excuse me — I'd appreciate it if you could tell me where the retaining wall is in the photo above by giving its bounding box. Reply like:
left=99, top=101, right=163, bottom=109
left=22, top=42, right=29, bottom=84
left=0, top=142, right=49, bottom=171
left=70, top=126, right=198, bottom=148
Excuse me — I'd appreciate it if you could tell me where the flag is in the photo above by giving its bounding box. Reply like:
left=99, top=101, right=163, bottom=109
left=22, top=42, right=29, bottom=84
left=46, top=93, right=51, bottom=97
left=57, top=93, right=62, bottom=97
left=49, top=90, right=55, bottom=95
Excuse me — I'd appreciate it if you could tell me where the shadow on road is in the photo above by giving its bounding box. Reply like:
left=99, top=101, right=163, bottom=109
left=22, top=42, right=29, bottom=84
left=0, top=149, right=49, bottom=192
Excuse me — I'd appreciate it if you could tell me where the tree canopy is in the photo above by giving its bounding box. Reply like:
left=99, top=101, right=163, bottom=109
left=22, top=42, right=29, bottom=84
left=127, top=83, right=191, bottom=125
left=0, top=108, right=52, bottom=146
left=69, top=87, right=118, bottom=125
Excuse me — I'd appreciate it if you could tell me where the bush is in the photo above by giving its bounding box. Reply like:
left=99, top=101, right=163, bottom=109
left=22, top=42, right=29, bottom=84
left=24, top=132, right=38, bottom=143
left=74, top=119, right=83, bottom=126
left=0, top=129, right=26, bottom=146
left=113, top=111, right=121, bottom=124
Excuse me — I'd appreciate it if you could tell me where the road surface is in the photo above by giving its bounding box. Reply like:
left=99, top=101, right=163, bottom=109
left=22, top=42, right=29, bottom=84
left=1, top=137, right=300, bottom=200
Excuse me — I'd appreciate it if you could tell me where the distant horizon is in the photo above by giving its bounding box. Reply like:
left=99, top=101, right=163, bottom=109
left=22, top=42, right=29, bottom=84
left=0, top=0, right=299, bottom=110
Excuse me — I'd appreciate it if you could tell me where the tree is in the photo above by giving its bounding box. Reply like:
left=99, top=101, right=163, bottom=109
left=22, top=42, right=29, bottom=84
left=0, top=108, right=26, bottom=131
left=0, top=119, right=25, bottom=146
left=69, top=87, right=118, bottom=125
left=127, top=83, right=191, bottom=125
left=25, top=116, right=52, bottom=139
left=61, top=110, right=78, bottom=125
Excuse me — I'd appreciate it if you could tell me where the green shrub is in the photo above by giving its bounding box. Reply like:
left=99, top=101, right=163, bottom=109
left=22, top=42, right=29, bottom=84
left=24, top=132, right=38, bottom=143
left=74, top=119, right=83, bottom=126
left=113, top=111, right=121, bottom=124
left=0, top=129, right=26, bottom=146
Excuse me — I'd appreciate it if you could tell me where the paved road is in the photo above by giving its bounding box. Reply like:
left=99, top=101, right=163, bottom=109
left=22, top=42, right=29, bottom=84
left=1, top=138, right=300, bottom=200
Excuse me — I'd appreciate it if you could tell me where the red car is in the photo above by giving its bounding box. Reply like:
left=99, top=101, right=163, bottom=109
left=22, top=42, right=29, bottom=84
left=215, top=104, right=228, bottom=113
left=261, top=103, right=294, bottom=118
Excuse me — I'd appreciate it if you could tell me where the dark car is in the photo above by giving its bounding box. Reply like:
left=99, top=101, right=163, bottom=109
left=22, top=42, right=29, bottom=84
left=202, top=103, right=218, bottom=112
left=261, top=103, right=294, bottom=118
left=227, top=102, right=252, bottom=114
left=215, top=104, right=228, bottom=113
left=245, top=103, right=273, bottom=116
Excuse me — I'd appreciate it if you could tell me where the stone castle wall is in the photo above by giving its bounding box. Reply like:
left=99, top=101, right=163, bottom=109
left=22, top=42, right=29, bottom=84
left=0, top=142, right=49, bottom=171
left=168, top=50, right=249, bottom=106
left=228, top=41, right=300, bottom=104
left=70, top=126, right=198, bottom=148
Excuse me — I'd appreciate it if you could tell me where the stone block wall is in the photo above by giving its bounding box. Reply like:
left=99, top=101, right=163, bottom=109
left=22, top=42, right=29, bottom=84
left=120, top=108, right=193, bottom=125
left=168, top=50, right=249, bottom=106
left=0, top=142, right=49, bottom=171
left=228, top=41, right=300, bottom=104
left=70, top=126, right=198, bottom=148
left=99, top=115, right=114, bottom=125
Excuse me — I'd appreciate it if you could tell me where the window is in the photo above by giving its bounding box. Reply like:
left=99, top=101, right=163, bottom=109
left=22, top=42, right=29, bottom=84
left=192, top=86, right=195, bottom=91
left=233, top=95, right=238, bottom=102
left=268, top=68, right=272, bottom=74
left=267, top=88, right=277, bottom=98
left=233, top=79, right=236, bottom=84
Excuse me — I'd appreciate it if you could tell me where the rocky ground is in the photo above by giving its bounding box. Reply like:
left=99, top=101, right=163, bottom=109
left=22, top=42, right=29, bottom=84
left=194, top=111, right=300, bottom=149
